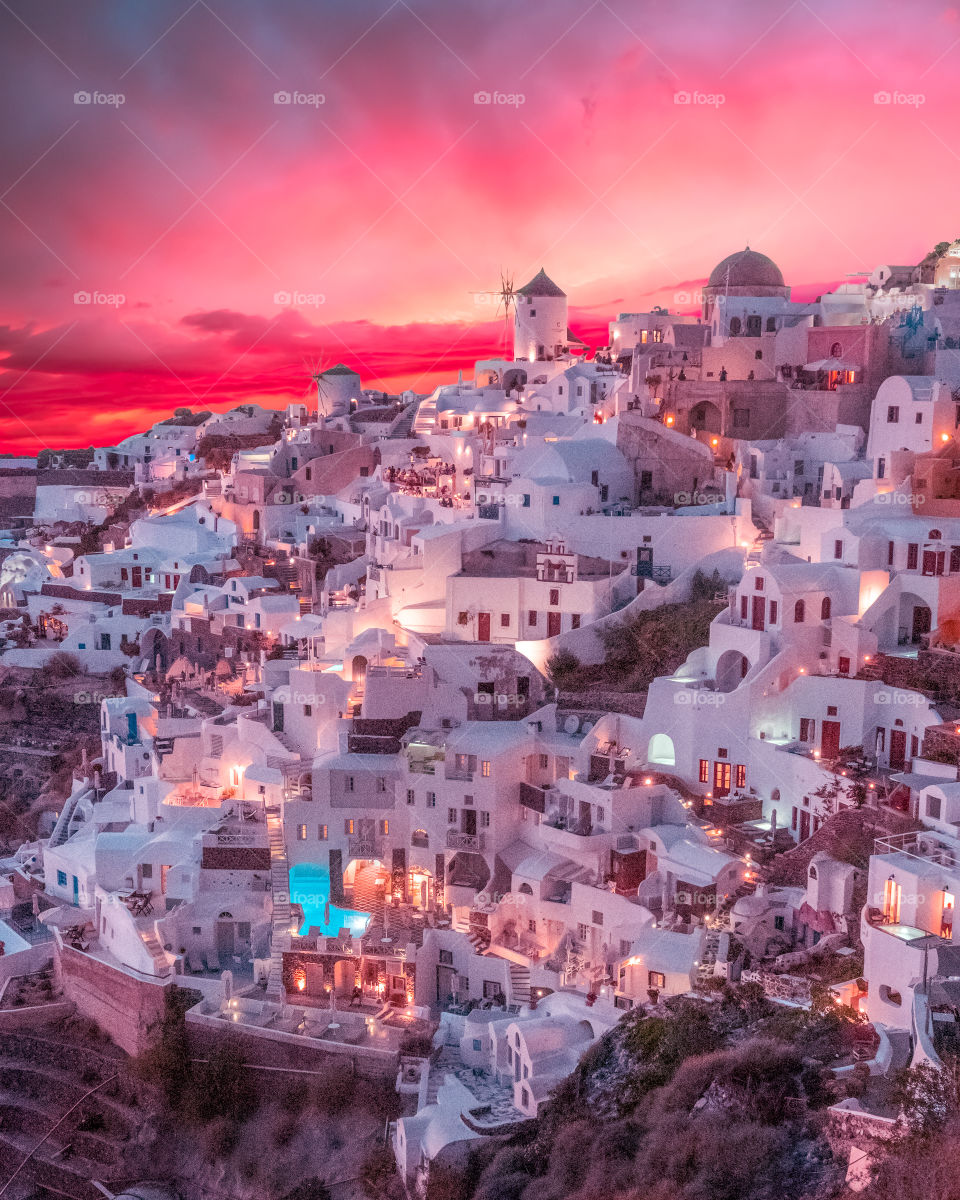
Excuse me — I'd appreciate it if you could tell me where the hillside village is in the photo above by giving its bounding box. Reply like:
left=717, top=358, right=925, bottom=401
left=5, top=244, right=960, bottom=1196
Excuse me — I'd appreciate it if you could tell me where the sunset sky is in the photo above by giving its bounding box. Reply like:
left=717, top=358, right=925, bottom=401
left=1, top=0, right=959, bottom=453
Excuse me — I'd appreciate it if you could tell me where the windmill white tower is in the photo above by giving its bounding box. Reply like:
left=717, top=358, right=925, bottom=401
left=513, top=269, right=568, bottom=363
left=309, top=361, right=360, bottom=420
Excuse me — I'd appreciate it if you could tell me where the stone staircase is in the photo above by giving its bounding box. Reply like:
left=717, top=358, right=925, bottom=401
left=48, top=785, right=91, bottom=849
left=265, top=806, right=291, bottom=1002
left=467, top=927, right=491, bottom=955
left=508, top=962, right=531, bottom=1006
left=696, top=928, right=721, bottom=984
left=139, top=926, right=172, bottom=977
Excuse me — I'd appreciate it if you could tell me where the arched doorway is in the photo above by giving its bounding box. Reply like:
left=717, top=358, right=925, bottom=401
left=716, top=649, right=749, bottom=692
left=351, top=654, right=368, bottom=685
left=899, top=594, right=932, bottom=645
left=689, top=401, right=722, bottom=435
left=647, top=733, right=676, bottom=766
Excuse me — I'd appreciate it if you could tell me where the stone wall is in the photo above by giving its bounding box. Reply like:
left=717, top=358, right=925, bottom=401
left=56, top=944, right=169, bottom=1056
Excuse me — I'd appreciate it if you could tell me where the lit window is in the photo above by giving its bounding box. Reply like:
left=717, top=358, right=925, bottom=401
left=297, top=824, right=307, bottom=840
left=345, top=819, right=354, bottom=836
left=481, top=761, right=491, bottom=777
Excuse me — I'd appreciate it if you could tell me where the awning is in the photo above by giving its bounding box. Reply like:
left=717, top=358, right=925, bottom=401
left=803, top=358, right=857, bottom=372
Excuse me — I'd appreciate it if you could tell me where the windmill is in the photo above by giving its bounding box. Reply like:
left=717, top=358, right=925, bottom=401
left=470, top=268, right=517, bottom=354
left=303, top=356, right=334, bottom=421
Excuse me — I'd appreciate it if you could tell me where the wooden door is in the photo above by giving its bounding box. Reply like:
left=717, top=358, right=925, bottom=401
left=889, top=730, right=906, bottom=770
left=751, top=595, right=765, bottom=631
left=821, top=720, right=841, bottom=760
left=477, top=612, right=491, bottom=641
left=912, top=605, right=931, bottom=643
left=547, top=611, right=562, bottom=638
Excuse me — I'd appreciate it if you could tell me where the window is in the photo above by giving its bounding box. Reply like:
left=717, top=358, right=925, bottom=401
left=500, top=613, right=510, bottom=627
left=528, top=610, right=537, bottom=627
left=755, top=577, right=764, bottom=591
left=800, top=717, right=814, bottom=742
left=426, top=791, right=436, bottom=807
left=769, top=601, right=778, bottom=624
left=648, top=971, right=666, bottom=989
left=439, top=949, right=454, bottom=965
left=592, top=910, right=604, bottom=926
left=297, top=824, right=307, bottom=840
left=735, top=764, right=746, bottom=789
left=480, top=811, right=490, bottom=827
left=838, top=656, right=851, bottom=674
left=481, top=760, right=491, bottom=778
left=464, top=793, right=473, bottom=805
left=318, top=824, right=328, bottom=840
left=549, top=589, right=559, bottom=606
left=907, top=543, right=919, bottom=570
left=834, top=540, right=843, bottom=560
left=740, top=596, right=748, bottom=620
left=577, top=923, right=589, bottom=940
left=794, top=599, right=805, bottom=623
left=952, top=546, right=960, bottom=573
left=717, top=747, right=728, bottom=759
left=522, top=494, right=530, bottom=507
left=699, top=758, right=709, bottom=783
left=406, top=789, right=415, bottom=805
left=733, top=408, right=750, bottom=427
left=141, top=864, right=153, bottom=879
left=376, top=777, right=386, bottom=793
left=887, top=406, right=899, bottom=423
left=887, top=541, right=894, bottom=566
left=827, top=705, right=837, bottom=716
left=448, top=808, right=457, bottom=823
left=344, top=819, right=354, bottom=835
left=791, top=807, right=798, bottom=830
left=57, top=870, right=67, bottom=887
left=379, top=820, right=389, bottom=835
left=883, top=877, right=902, bottom=924
left=821, top=597, right=831, bottom=619
left=640, top=470, right=653, bottom=490
left=552, top=495, right=560, bottom=506
left=303, top=704, right=312, bottom=717
left=927, top=795, right=942, bottom=819
left=571, top=613, right=581, bottom=629
left=345, top=776, right=354, bottom=793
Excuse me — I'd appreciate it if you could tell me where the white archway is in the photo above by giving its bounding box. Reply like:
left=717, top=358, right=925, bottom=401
left=647, top=733, right=676, bottom=766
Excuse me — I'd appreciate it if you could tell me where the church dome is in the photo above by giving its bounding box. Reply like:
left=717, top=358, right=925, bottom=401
left=708, top=247, right=784, bottom=290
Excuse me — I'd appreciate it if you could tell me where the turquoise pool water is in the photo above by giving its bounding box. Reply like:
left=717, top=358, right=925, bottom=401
left=288, top=862, right=372, bottom=937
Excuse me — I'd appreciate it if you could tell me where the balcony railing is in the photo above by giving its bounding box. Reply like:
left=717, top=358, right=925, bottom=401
left=446, top=830, right=485, bottom=852
left=349, top=836, right=384, bottom=859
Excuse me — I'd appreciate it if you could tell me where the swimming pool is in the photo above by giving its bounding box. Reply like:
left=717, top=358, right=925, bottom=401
left=288, top=862, right=371, bottom=937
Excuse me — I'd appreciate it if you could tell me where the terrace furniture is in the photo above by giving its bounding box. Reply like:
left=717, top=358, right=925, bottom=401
left=205, top=949, right=221, bottom=972
left=187, top=950, right=204, bottom=973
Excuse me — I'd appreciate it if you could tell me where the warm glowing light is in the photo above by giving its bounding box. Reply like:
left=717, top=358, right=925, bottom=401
left=665, top=415, right=675, bottom=426
left=942, top=433, right=951, bottom=443
left=711, top=437, right=719, bottom=447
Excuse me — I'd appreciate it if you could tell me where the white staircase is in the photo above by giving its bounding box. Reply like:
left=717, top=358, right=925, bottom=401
left=265, top=806, right=291, bottom=1002
left=49, top=786, right=91, bottom=849
left=508, top=962, right=531, bottom=1006
left=139, top=927, right=172, bottom=977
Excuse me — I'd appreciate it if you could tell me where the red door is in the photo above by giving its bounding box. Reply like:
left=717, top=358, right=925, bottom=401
left=547, top=611, right=562, bottom=638
left=821, top=720, right=841, bottom=760
left=751, top=595, right=765, bottom=631
left=800, top=811, right=811, bottom=840
left=713, top=761, right=731, bottom=796
left=889, top=730, right=906, bottom=770
left=477, top=612, right=491, bottom=642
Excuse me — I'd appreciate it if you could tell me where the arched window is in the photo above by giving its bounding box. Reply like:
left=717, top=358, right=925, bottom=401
left=728, top=316, right=742, bottom=336
left=929, top=529, right=943, bottom=540
left=518, top=882, right=533, bottom=895
left=794, top=599, right=805, bottom=623
left=830, top=341, right=843, bottom=358
left=821, top=597, right=831, bottom=619
left=808, top=865, right=818, bottom=880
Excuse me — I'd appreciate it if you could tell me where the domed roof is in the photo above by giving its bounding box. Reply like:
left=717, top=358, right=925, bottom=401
left=708, top=247, right=784, bottom=290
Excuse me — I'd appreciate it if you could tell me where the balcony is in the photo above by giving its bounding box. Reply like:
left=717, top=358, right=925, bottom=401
left=446, top=830, right=486, bottom=852
left=348, top=836, right=384, bottom=859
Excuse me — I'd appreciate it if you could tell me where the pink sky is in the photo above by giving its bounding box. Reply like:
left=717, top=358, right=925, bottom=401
left=1, top=0, right=959, bottom=452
